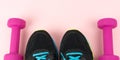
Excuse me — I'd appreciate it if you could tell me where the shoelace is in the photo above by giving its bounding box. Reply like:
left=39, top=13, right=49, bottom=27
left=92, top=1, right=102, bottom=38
left=61, top=52, right=83, bottom=60
left=33, top=52, right=50, bottom=60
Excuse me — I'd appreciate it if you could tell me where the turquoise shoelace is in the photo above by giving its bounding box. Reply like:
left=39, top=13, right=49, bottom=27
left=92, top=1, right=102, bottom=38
left=33, top=52, right=50, bottom=60
left=61, top=52, right=83, bottom=60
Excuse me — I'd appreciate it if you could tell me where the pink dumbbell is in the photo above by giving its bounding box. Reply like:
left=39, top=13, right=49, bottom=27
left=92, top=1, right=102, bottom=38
left=98, top=18, right=119, bottom=60
left=4, top=18, right=25, bottom=60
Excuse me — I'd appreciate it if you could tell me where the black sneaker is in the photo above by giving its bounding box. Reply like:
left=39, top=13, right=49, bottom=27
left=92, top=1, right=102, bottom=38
left=60, top=30, right=93, bottom=60
left=25, top=30, right=58, bottom=60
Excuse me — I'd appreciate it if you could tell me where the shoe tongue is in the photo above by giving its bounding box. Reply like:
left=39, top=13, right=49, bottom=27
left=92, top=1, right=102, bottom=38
left=30, top=49, right=54, bottom=60
left=63, top=49, right=87, bottom=60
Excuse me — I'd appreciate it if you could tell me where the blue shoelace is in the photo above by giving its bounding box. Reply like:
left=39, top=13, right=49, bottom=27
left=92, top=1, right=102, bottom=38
left=61, top=52, right=83, bottom=60
left=33, top=52, right=50, bottom=60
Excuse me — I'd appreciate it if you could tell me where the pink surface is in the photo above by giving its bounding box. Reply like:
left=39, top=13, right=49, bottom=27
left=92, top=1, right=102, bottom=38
left=0, top=0, right=120, bottom=60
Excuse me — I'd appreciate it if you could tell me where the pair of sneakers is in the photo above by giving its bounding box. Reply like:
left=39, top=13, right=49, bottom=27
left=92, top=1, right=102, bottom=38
left=25, top=30, right=93, bottom=60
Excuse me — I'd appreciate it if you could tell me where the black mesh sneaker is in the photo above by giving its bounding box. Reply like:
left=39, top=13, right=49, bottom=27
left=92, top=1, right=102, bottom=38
left=60, top=30, right=93, bottom=60
left=25, top=30, right=58, bottom=60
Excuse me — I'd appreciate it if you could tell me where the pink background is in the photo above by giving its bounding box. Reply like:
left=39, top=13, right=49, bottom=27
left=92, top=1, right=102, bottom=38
left=0, top=0, right=120, bottom=60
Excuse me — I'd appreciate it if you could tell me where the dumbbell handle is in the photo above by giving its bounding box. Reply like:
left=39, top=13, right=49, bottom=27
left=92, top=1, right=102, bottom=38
left=103, top=27, right=113, bottom=55
left=10, top=27, right=20, bottom=53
